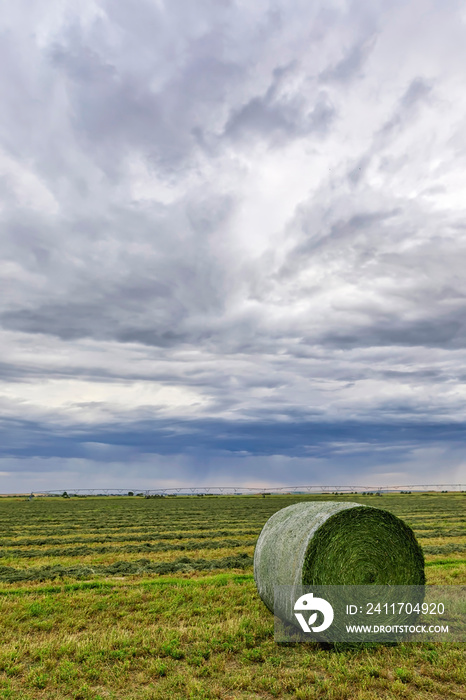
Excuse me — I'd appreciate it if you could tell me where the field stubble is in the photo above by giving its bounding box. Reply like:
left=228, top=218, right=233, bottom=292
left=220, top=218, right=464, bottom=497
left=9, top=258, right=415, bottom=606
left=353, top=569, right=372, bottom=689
left=0, top=493, right=464, bottom=699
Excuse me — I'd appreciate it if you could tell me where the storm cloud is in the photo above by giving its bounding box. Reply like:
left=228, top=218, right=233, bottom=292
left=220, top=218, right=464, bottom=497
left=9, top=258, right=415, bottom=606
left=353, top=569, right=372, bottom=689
left=1, top=0, right=466, bottom=491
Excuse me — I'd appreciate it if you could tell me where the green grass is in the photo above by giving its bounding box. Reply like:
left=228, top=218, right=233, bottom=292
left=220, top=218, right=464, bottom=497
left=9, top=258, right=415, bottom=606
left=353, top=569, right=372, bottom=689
left=0, top=492, right=464, bottom=698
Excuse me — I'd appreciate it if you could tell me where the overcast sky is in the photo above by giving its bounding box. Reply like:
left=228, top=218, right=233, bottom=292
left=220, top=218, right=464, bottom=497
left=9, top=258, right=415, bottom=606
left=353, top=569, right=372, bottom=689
left=1, top=0, right=466, bottom=492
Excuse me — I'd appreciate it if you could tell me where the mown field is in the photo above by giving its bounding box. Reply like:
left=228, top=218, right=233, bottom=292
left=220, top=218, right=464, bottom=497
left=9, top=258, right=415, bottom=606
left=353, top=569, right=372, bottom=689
left=0, top=493, right=464, bottom=699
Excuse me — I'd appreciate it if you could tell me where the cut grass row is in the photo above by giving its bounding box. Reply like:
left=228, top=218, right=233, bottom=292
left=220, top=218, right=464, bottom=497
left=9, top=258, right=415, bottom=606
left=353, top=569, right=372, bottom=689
left=0, top=530, right=260, bottom=547
left=1, top=541, right=465, bottom=563
left=0, top=494, right=463, bottom=698
left=0, top=494, right=464, bottom=584
left=0, top=538, right=257, bottom=560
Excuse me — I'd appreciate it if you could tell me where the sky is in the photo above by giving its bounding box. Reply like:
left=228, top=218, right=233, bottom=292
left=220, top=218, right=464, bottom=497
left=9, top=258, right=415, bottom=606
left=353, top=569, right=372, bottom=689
left=1, top=0, right=466, bottom=492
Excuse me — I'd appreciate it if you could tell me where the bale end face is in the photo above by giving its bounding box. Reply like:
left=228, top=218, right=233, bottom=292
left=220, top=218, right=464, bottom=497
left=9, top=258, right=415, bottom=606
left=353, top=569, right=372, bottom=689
left=254, top=501, right=425, bottom=618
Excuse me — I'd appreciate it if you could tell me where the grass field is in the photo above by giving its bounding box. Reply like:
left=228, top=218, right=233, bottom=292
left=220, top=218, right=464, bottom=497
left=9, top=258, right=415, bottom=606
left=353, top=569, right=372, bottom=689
left=0, top=493, right=464, bottom=699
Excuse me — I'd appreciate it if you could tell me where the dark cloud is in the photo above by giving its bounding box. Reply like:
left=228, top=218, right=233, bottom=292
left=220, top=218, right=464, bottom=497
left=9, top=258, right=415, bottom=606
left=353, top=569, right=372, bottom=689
left=348, top=76, right=434, bottom=184
left=378, top=77, right=434, bottom=140
left=319, top=313, right=466, bottom=350
left=319, top=34, right=377, bottom=83
left=1, top=301, right=186, bottom=345
left=223, top=69, right=336, bottom=145
left=0, top=0, right=465, bottom=489
left=284, top=208, right=401, bottom=260
left=2, top=415, right=465, bottom=462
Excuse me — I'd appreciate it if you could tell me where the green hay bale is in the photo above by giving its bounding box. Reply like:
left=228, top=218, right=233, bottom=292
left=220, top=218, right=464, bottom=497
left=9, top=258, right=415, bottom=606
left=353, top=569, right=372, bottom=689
left=254, top=502, right=425, bottom=621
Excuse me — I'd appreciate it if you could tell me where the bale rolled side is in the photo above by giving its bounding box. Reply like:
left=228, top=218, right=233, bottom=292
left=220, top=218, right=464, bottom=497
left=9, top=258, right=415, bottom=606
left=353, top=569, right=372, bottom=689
left=254, top=501, right=425, bottom=624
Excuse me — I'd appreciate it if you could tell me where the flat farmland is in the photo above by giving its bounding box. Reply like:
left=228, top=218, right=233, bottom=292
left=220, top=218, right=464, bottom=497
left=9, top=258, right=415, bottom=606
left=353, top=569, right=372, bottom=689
left=0, top=493, right=464, bottom=699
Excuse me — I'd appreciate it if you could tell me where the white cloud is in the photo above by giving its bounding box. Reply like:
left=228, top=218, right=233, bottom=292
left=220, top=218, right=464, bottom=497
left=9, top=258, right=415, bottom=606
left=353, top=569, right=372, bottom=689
left=0, top=0, right=465, bottom=487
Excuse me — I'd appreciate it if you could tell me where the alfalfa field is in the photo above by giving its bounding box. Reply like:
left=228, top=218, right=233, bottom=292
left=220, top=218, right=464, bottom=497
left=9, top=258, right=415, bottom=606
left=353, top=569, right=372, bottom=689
left=0, top=492, right=464, bottom=699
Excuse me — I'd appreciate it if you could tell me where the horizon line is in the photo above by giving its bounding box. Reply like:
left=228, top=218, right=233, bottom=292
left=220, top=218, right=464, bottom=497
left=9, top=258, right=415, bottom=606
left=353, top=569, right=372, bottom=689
left=2, top=483, right=465, bottom=496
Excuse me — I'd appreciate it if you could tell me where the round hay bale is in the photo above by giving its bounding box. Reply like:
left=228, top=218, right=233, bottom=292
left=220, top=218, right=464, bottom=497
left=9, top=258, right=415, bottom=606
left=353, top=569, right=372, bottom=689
left=254, top=501, right=425, bottom=622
